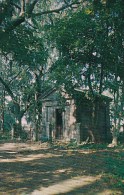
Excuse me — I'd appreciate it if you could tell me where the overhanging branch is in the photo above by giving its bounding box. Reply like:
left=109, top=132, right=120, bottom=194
left=0, top=1, right=81, bottom=32
left=33, top=1, right=81, bottom=16
left=0, top=76, right=15, bottom=99
left=11, top=2, right=21, bottom=11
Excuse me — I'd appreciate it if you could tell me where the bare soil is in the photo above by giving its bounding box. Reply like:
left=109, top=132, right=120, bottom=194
left=0, top=142, right=124, bottom=195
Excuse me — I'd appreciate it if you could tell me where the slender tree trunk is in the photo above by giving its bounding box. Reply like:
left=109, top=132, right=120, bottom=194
left=34, top=93, right=39, bottom=141
left=1, top=89, right=5, bottom=133
left=111, top=135, right=118, bottom=146
left=111, top=75, right=120, bottom=146
left=99, top=64, right=104, bottom=94
left=34, top=72, right=43, bottom=141
left=122, top=80, right=124, bottom=113
left=87, top=65, right=94, bottom=96
left=18, top=116, right=22, bottom=138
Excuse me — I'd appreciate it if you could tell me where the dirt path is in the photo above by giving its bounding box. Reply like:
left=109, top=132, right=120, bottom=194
left=0, top=142, right=123, bottom=195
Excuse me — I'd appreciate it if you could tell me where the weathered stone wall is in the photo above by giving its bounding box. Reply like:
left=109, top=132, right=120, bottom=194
left=41, top=98, right=80, bottom=142
left=76, top=99, right=111, bottom=143
left=41, top=89, right=111, bottom=143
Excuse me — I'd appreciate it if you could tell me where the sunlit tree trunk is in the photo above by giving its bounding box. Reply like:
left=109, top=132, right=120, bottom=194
left=110, top=76, right=122, bottom=146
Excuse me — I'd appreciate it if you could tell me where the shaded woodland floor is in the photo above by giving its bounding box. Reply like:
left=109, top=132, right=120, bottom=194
left=0, top=142, right=124, bottom=195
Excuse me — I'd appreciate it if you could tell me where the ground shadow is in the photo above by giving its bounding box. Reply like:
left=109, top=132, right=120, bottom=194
left=0, top=142, right=124, bottom=195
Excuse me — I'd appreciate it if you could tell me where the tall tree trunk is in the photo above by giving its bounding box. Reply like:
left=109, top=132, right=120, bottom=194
left=87, top=65, right=94, bottom=96
left=111, top=76, right=120, bottom=146
left=1, top=88, right=5, bottom=133
left=99, top=64, right=104, bottom=94
left=18, top=116, right=22, bottom=138
left=34, top=93, right=39, bottom=141
left=111, top=135, right=118, bottom=146
left=34, top=72, right=43, bottom=141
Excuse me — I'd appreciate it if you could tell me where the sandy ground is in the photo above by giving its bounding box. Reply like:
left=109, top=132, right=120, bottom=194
left=0, top=142, right=123, bottom=195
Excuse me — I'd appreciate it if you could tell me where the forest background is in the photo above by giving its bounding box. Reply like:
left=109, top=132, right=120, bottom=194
left=0, top=0, right=124, bottom=146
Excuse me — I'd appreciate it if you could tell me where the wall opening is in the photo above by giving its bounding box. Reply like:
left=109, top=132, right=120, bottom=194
left=55, top=109, right=63, bottom=139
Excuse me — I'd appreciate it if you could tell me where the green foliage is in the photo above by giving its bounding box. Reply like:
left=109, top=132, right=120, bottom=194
left=0, top=0, right=124, bottom=142
left=1, top=26, right=47, bottom=68
left=103, top=151, right=124, bottom=189
left=48, top=0, right=124, bottom=88
left=47, top=1, right=124, bottom=144
left=3, top=112, right=15, bottom=132
left=0, top=132, right=11, bottom=141
left=78, top=143, right=108, bottom=150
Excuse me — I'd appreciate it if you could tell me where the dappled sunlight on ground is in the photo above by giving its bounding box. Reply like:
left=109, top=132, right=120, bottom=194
left=0, top=142, right=124, bottom=195
left=0, top=152, right=63, bottom=163
left=31, top=175, right=101, bottom=195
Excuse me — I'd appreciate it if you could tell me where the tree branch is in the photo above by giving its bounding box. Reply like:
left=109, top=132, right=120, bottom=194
left=27, top=0, right=39, bottom=15
left=0, top=1, right=81, bottom=32
left=0, top=0, right=39, bottom=32
left=64, top=0, right=69, bottom=6
left=9, top=71, right=22, bottom=84
left=11, top=2, right=21, bottom=11
left=87, top=66, right=94, bottom=97
left=33, top=1, right=81, bottom=16
left=20, top=0, right=25, bottom=16
left=6, top=16, right=25, bottom=31
left=0, top=76, right=15, bottom=99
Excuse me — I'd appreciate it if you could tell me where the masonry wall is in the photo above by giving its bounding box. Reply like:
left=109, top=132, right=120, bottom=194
left=76, top=98, right=111, bottom=143
left=41, top=98, right=80, bottom=142
left=41, top=90, right=111, bottom=143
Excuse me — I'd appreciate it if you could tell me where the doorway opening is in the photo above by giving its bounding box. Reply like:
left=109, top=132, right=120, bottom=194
left=55, top=109, right=63, bottom=139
